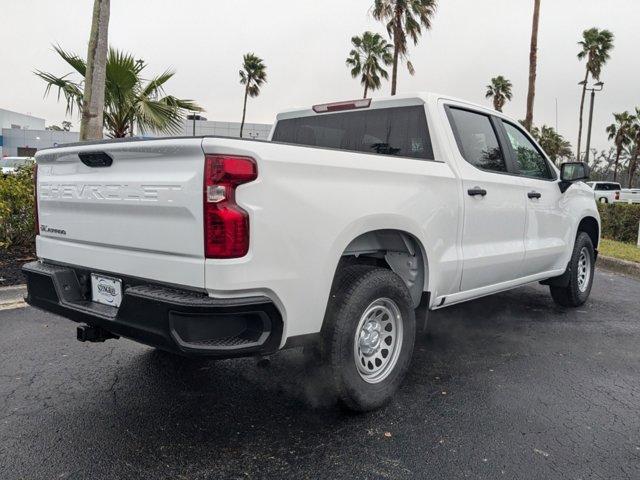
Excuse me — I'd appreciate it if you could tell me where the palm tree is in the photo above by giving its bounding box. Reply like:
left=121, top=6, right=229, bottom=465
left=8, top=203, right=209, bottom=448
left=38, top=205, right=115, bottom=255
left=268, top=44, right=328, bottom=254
left=372, top=0, right=438, bottom=96
left=605, top=111, right=634, bottom=182
left=346, top=32, right=393, bottom=98
left=626, top=109, right=640, bottom=188
left=485, top=76, right=513, bottom=112
left=36, top=46, right=202, bottom=138
left=523, top=0, right=541, bottom=132
left=239, top=53, right=267, bottom=138
left=576, top=28, right=614, bottom=159
left=81, top=0, right=110, bottom=140
left=531, top=125, right=573, bottom=165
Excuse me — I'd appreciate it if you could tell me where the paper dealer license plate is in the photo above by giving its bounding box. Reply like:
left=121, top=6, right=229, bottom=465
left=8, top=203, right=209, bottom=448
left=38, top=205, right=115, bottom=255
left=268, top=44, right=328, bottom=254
left=91, top=274, right=123, bottom=308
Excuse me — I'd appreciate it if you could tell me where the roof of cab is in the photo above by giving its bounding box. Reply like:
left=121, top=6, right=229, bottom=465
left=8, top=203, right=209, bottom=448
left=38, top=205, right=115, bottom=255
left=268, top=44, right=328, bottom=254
left=274, top=92, right=507, bottom=122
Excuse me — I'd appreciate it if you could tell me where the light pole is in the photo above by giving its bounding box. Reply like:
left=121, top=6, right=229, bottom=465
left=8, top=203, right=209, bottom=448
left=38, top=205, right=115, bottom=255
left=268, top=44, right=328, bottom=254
left=579, top=80, right=604, bottom=162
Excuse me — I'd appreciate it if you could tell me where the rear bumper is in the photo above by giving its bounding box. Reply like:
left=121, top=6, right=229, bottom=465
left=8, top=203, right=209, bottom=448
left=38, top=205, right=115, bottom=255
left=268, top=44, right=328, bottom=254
left=22, top=261, right=283, bottom=358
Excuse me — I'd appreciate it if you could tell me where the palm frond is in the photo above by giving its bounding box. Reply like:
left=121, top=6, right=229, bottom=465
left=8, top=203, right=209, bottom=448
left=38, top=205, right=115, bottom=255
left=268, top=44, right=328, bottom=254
left=53, top=44, right=87, bottom=76
left=37, top=45, right=202, bottom=137
left=135, top=98, right=182, bottom=135
left=140, top=69, right=175, bottom=98
left=406, top=59, right=415, bottom=75
left=34, top=70, right=83, bottom=116
left=239, top=53, right=267, bottom=98
left=372, top=0, right=437, bottom=87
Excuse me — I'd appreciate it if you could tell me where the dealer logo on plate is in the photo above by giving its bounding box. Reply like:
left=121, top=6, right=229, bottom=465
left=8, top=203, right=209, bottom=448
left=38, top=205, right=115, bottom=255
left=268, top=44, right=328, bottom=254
left=97, top=282, right=117, bottom=298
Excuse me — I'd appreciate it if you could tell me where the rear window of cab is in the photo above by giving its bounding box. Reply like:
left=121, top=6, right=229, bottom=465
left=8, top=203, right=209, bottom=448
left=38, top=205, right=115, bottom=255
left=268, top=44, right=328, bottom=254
left=272, top=106, right=434, bottom=160
left=594, top=183, right=621, bottom=191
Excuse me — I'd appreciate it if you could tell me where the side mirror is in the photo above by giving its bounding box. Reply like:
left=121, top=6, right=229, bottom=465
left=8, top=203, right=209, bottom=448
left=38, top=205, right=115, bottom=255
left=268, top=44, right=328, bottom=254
left=560, top=162, right=590, bottom=182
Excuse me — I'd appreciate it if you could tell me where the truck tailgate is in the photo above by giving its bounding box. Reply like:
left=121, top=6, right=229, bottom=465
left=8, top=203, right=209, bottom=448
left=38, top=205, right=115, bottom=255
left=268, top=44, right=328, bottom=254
left=35, top=138, right=206, bottom=288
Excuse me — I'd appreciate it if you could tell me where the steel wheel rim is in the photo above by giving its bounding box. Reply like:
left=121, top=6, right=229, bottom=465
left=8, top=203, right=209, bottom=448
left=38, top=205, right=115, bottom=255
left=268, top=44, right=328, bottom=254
left=577, top=247, right=591, bottom=293
left=353, top=298, right=403, bottom=384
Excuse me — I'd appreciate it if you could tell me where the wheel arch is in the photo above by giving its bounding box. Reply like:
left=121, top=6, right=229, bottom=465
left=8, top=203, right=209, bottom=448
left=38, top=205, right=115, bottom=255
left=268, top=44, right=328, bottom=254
left=334, top=228, right=429, bottom=309
left=577, top=215, right=600, bottom=250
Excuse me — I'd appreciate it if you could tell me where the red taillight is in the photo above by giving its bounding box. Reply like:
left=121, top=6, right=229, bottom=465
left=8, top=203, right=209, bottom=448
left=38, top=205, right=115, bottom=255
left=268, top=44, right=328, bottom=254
left=615, top=191, right=620, bottom=200
left=34, top=163, right=39, bottom=236
left=203, top=154, right=257, bottom=258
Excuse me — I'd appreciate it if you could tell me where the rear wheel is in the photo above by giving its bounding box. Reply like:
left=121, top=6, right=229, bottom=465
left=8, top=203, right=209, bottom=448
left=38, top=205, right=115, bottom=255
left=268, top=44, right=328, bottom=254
left=321, top=265, right=416, bottom=411
left=550, top=232, right=595, bottom=307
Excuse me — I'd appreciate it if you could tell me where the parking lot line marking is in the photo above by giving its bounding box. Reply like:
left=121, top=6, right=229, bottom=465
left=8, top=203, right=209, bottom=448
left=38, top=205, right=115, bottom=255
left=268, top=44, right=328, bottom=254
left=0, top=301, right=27, bottom=311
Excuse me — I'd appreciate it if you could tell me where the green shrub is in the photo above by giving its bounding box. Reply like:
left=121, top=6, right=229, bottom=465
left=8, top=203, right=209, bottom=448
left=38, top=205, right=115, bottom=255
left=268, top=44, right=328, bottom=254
left=597, top=203, right=640, bottom=244
left=0, top=166, right=36, bottom=251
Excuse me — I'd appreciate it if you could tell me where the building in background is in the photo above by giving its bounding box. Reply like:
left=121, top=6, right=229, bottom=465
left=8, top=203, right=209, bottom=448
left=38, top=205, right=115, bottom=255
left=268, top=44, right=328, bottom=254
left=0, top=108, right=45, bottom=130
left=1, top=107, right=273, bottom=156
left=0, top=108, right=46, bottom=156
left=1, top=128, right=79, bottom=157
left=181, top=116, right=272, bottom=139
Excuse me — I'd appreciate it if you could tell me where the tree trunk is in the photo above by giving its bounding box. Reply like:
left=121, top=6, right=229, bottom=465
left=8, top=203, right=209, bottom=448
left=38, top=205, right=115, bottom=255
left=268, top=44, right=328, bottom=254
left=494, top=97, right=502, bottom=112
left=576, top=69, right=589, bottom=159
left=523, top=0, right=540, bottom=132
left=613, top=144, right=621, bottom=182
left=390, top=7, right=403, bottom=96
left=80, top=0, right=110, bottom=141
left=240, top=85, right=249, bottom=138
left=390, top=45, right=399, bottom=96
left=363, top=83, right=368, bottom=99
left=628, top=142, right=640, bottom=188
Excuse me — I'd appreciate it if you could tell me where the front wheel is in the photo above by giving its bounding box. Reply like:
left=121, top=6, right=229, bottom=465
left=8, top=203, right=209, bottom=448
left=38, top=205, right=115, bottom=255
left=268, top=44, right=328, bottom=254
left=550, top=232, right=595, bottom=307
left=321, top=265, right=416, bottom=412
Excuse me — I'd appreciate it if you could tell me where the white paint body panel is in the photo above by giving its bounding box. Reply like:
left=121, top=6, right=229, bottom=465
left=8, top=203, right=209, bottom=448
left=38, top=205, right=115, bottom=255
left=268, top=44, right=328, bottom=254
left=34, top=93, right=600, bottom=346
left=619, top=188, right=640, bottom=204
left=36, top=138, right=206, bottom=288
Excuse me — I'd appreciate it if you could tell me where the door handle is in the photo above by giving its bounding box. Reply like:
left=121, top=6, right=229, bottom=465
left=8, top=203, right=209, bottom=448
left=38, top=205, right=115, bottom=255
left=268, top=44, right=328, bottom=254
left=467, top=187, right=487, bottom=197
left=527, top=191, right=542, bottom=199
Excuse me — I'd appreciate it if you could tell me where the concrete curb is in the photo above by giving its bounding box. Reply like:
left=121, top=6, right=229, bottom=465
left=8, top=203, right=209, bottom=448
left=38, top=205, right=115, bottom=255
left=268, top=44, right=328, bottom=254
left=598, top=255, right=640, bottom=279
left=0, top=284, right=27, bottom=308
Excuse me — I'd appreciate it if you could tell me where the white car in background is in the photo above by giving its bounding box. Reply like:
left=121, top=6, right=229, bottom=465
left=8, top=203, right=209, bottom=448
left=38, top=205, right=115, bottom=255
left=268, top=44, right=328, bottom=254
left=619, top=188, right=640, bottom=204
left=0, top=157, right=34, bottom=175
left=586, top=181, right=621, bottom=203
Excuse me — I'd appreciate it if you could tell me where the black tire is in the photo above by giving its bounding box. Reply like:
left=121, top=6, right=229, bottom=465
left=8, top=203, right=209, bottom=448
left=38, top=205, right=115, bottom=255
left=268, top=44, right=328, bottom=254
left=550, top=232, right=595, bottom=307
left=321, top=265, right=416, bottom=412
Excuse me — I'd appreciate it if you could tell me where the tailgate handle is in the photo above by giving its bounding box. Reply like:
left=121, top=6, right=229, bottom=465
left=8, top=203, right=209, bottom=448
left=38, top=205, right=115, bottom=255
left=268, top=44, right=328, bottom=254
left=79, top=152, right=113, bottom=168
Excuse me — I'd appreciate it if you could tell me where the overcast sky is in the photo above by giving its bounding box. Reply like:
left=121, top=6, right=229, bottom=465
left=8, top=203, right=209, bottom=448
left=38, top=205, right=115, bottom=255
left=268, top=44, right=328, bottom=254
left=1, top=0, right=638, bottom=151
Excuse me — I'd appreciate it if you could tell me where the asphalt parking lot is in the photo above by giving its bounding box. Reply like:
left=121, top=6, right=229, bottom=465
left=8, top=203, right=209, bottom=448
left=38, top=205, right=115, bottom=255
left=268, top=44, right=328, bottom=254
left=1, top=268, right=639, bottom=479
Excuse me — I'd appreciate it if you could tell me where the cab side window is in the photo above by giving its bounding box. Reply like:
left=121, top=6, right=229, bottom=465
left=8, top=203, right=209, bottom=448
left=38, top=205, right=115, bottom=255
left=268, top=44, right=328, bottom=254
left=502, top=122, right=553, bottom=180
left=447, top=108, right=507, bottom=173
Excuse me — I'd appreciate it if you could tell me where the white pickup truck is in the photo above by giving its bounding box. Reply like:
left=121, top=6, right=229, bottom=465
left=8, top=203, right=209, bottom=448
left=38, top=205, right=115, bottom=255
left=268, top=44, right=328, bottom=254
left=586, top=181, right=621, bottom=203
left=24, top=93, right=600, bottom=411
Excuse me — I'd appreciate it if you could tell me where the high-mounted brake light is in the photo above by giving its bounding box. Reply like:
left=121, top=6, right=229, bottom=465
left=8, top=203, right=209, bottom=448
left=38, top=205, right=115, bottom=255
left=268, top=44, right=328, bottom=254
left=312, top=98, right=371, bottom=113
left=203, top=154, right=257, bottom=258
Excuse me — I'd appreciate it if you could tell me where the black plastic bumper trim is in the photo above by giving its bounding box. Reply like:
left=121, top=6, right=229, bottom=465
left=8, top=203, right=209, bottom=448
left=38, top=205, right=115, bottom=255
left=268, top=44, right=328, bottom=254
left=22, top=261, right=284, bottom=358
left=283, top=333, right=321, bottom=349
